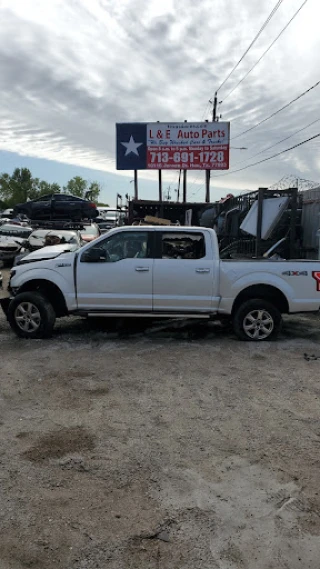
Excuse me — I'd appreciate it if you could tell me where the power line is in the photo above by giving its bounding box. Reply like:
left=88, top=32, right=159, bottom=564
left=222, top=0, right=309, bottom=102
left=201, top=101, right=211, bottom=121
left=217, top=0, right=284, bottom=93
left=231, top=116, right=320, bottom=168
left=189, top=172, right=203, bottom=188
left=166, top=169, right=181, bottom=200
left=191, top=183, right=205, bottom=198
left=211, top=131, right=320, bottom=178
left=232, top=78, right=320, bottom=140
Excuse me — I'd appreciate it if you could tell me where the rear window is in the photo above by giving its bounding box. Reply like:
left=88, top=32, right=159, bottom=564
left=161, top=232, right=205, bottom=260
left=35, top=195, right=51, bottom=202
left=55, top=194, right=82, bottom=202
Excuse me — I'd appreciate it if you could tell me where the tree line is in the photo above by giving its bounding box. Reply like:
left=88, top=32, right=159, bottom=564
left=0, top=168, right=109, bottom=209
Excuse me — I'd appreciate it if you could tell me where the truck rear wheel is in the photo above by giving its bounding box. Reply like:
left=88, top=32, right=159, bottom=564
left=8, top=292, right=56, bottom=339
left=233, top=298, right=282, bottom=341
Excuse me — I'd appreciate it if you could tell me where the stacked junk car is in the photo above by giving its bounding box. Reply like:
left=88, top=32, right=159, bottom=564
left=0, top=193, right=102, bottom=311
left=0, top=193, right=103, bottom=266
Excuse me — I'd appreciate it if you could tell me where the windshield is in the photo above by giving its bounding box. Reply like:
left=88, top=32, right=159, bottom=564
left=30, top=230, right=50, bottom=239
left=45, top=232, right=78, bottom=245
left=0, top=225, right=32, bottom=238
left=80, top=225, right=98, bottom=236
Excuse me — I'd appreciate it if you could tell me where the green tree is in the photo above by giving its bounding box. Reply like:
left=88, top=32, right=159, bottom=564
left=63, top=177, right=101, bottom=203
left=0, top=173, right=12, bottom=205
left=12, top=168, right=34, bottom=203
left=0, top=168, right=35, bottom=206
left=0, top=169, right=62, bottom=207
left=29, top=180, right=61, bottom=200
left=64, top=176, right=87, bottom=198
left=0, top=168, right=107, bottom=210
left=50, top=183, right=61, bottom=194
left=87, top=181, right=101, bottom=204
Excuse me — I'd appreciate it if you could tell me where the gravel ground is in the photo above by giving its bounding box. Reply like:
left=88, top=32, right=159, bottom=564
left=1, top=269, right=320, bottom=568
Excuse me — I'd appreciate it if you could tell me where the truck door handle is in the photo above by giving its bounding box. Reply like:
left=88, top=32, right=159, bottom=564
left=135, top=267, right=150, bottom=272
left=196, top=268, right=210, bottom=273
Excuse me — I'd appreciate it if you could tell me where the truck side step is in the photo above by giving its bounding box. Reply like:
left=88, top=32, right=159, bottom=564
left=85, top=312, right=211, bottom=319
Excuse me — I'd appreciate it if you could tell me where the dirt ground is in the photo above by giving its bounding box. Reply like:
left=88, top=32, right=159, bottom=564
left=1, top=269, right=320, bottom=568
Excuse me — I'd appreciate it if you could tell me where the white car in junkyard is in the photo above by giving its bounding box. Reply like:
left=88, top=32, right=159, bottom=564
left=0, top=224, right=32, bottom=265
left=14, top=229, right=83, bottom=266
left=26, top=228, right=83, bottom=251
left=0, top=236, right=26, bottom=264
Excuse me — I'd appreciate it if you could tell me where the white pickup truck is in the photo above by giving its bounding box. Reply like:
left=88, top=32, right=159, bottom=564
left=2, top=226, right=320, bottom=341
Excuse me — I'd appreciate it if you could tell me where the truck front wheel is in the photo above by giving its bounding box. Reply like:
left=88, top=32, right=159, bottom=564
left=8, top=292, right=56, bottom=339
left=233, top=298, right=282, bottom=341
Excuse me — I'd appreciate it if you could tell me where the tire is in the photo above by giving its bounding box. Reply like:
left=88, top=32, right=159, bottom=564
left=233, top=298, right=282, bottom=341
left=8, top=292, right=56, bottom=339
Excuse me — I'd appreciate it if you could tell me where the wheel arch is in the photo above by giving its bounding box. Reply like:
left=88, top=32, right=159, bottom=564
left=17, top=279, right=68, bottom=317
left=232, top=284, right=289, bottom=316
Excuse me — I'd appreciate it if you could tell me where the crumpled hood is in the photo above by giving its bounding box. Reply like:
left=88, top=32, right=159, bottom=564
left=18, top=243, right=79, bottom=263
left=0, top=236, right=25, bottom=248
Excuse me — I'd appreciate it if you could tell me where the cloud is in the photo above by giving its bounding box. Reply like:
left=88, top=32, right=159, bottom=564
left=0, top=0, right=319, bottom=192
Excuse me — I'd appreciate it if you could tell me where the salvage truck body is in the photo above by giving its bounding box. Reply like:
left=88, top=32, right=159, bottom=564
left=2, top=226, right=320, bottom=340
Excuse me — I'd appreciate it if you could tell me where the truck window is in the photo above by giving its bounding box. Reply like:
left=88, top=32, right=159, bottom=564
left=101, top=231, right=149, bottom=262
left=161, top=232, right=205, bottom=260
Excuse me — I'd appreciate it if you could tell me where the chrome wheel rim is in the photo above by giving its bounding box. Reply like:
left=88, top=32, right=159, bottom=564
left=15, top=302, right=41, bottom=333
left=243, top=309, right=274, bottom=340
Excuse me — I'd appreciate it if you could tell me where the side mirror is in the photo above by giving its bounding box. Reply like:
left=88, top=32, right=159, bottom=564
left=81, top=247, right=107, bottom=263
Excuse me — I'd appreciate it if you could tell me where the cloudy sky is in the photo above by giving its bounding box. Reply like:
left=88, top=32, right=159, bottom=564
left=0, top=0, right=319, bottom=204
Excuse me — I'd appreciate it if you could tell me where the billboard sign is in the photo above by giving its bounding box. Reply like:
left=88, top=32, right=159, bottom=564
left=116, top=122, right=230, bottom=170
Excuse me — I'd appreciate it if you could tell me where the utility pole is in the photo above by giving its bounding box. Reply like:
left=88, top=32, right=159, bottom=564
left=182, top=171, right=187, bottom=203
left=205, top=92, right=218, bottom=203
left=177, top=169, right=181, bottom=202
left=158, top=170, right=162, bottom=201
left=133, top=170, right=138, bottom=199
left=212, top=91, right=218, bottom=122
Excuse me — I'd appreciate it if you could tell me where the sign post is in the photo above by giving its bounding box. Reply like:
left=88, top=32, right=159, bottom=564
left=183, top=170, right=187, bottom=202
left=158, top=170, right=162, bottom=201
left=205, top=170, right=211, bottom=203
left=134, top=170, right=138, bottom=199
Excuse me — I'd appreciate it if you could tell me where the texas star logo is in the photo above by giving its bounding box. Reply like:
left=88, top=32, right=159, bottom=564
left=121, top=136, right=143, bottom=156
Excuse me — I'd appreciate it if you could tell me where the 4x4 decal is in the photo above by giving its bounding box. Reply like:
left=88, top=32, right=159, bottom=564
left=282, top=270, right=308, bottom=276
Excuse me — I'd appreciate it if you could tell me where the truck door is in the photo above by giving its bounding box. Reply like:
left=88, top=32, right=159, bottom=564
left=76, top=230, right=153, bottom=310
left=152, top=230, right=219, bottom=312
